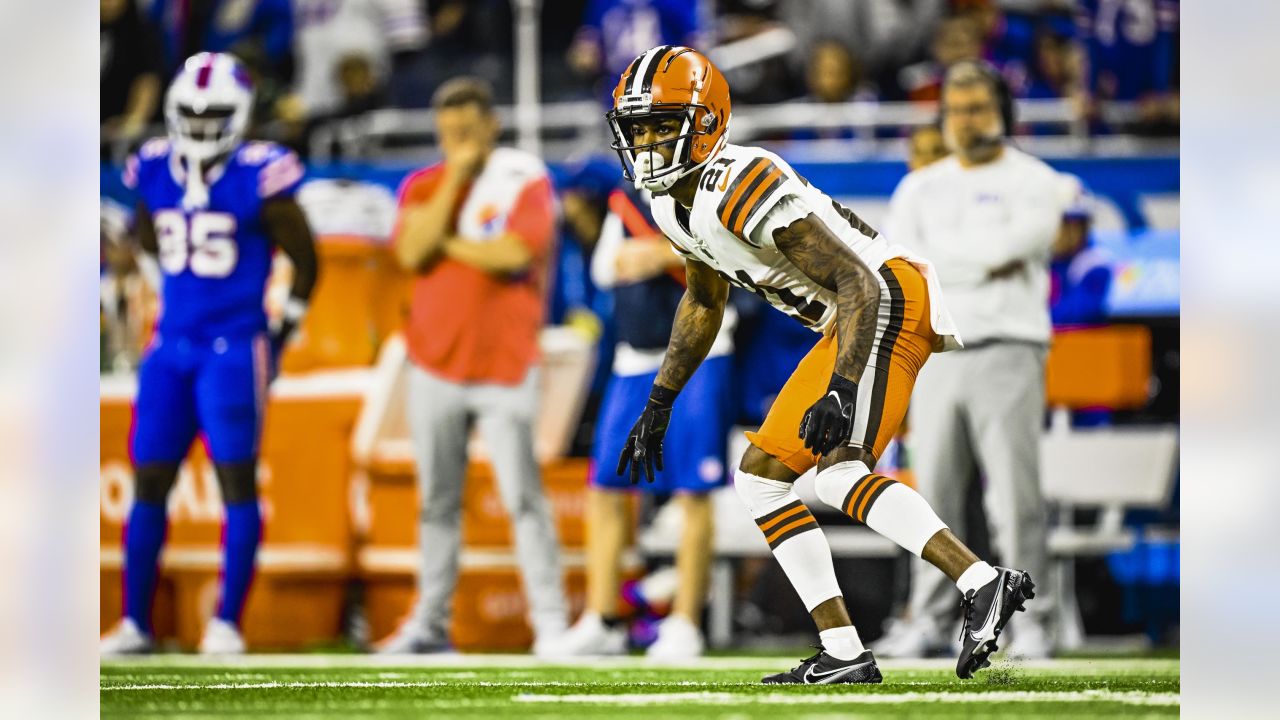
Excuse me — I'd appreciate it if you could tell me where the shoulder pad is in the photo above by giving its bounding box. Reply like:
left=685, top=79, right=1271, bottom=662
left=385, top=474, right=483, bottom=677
left=236, top=140, right=286, bottom=167
left=124, top=138, right=170, bottom=190
left=247, top=142, right=305, bottom=199
left=137, top=137, right=171, bottom=160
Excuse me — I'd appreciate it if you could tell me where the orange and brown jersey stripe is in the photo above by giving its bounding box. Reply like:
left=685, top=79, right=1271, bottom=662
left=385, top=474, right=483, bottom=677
left=717, top=158, right=787, bottom=244
left=841, top=474, right=899, bottom=524
left=755, top=499, right=820, bottom=550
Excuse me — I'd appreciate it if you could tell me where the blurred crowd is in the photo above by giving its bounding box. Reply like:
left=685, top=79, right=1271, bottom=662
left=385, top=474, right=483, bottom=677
left=100, top=2, right=1131, bottom=424
left=102, top=0, right=1180, bottom=158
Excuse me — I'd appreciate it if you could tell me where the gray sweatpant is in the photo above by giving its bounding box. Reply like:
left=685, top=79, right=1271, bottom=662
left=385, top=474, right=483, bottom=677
left=404, top=363, right=567, bottom=638
left=906, top=342, right=1051, bottom=629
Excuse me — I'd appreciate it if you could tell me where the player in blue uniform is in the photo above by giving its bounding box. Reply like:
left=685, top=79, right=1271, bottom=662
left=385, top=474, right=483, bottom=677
left=101, top=52, right=318, bottom=655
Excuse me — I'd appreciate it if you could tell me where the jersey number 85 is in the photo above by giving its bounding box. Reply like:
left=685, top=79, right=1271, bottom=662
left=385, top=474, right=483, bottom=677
left=153, top=210, right=238, bottom=278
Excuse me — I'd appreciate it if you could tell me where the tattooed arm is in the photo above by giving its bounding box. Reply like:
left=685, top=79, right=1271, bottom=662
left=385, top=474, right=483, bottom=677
left=772, top=212, right=880, bottom=381
left=653, top=257, right=729, bottom=393
left=618, top=257, right=729, bottom=483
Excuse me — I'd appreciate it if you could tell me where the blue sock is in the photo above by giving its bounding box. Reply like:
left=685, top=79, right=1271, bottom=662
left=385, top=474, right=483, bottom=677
left=218, top=500, right=262, bottom=626
left=123, top=500, right=168, bottom=635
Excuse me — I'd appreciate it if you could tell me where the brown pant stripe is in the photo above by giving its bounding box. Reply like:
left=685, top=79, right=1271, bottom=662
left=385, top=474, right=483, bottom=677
left=861, top=266, right=905, bottom=449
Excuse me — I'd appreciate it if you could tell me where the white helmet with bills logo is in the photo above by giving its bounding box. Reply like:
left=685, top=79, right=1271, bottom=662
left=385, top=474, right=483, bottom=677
left=164, top=52, right=255, bottom=207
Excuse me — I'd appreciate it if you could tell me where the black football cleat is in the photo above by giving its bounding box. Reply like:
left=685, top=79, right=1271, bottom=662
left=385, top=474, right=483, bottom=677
left=956, top=566, right=1036, bottom=679
left=762, top=647, right=883, bottom=685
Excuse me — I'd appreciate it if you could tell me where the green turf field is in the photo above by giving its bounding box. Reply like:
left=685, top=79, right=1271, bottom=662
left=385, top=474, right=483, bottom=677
left=101, top=654, right=1180, bottom=718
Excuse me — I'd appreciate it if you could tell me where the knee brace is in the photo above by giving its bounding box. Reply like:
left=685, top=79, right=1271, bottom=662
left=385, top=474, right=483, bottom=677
left=813, top=460, right=873, bottom=512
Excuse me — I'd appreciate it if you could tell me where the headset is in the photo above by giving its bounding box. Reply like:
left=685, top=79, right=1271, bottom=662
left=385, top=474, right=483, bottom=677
left=939, top=59, right=1015, bottom=137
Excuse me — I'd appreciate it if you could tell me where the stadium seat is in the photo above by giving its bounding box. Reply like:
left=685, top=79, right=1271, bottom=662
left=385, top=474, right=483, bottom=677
left=1042, top=409, right=1178, bottom=649
left=1045, top=325, right=1152, bottom=410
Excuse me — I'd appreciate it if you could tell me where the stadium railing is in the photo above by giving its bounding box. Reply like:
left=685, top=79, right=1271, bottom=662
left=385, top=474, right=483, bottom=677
left=303, top=98, right=1170, bottom=165
left=97, top=98, right=1170, bottom=168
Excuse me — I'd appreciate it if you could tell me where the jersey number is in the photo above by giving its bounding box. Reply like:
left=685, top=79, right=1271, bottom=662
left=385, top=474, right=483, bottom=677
left=701, top=167, right=727, bottom=192
left=700, top=158, right=735, bottom=192
left=153, top=210, right=239, bottom=278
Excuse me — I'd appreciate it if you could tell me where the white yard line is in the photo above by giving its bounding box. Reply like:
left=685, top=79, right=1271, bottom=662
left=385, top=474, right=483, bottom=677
left=103, top=680, right=717, bottom=691
left=514, top=690, right=1181, bottom=707
left=100, top=653, right=1179, bottom=674
left=100, top=681, right=1180, bottom=708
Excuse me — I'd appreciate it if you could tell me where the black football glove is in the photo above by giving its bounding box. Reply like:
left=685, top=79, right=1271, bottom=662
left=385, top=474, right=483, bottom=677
left=268, top=318, right=296, bottom=380
left=268, top=298, right=308, bottom=381
left=617, top=385, right=677, bottom=484
left=799, top=373, right=859, bottom=456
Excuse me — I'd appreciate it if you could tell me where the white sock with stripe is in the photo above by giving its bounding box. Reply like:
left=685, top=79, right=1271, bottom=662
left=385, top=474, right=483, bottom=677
left=734, top=471, right=843, bottom=612
left=814, top=461, right=948, bottom=557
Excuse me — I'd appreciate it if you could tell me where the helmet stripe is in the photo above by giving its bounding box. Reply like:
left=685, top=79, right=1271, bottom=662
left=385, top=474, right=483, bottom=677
left=622, top=54, right=644, bottom=96
left=628, top=45, right=668, bottom=96
left=195, top=55, right=216, bottom=89
left=639, top=45, right=673, bottom=94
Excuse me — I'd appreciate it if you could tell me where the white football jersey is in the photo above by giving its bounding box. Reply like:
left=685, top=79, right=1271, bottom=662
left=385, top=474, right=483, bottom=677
left=649, top=143, right=961, bottom=350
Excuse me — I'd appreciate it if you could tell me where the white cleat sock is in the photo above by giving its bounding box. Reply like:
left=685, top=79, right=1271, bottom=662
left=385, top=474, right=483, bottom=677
left=555, top=612, right=627, bottom=657
left=819, top=625, right=866, bottom=661
left=100, top=618, right=152, bottom=657
left=956, top=562, right=999, bottom=596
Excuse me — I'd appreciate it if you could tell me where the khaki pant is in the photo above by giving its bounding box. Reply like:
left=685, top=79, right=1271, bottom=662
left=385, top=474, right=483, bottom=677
left=404, top=363, right=567, bottom=638
left=906, top=342, right=1051, bottom=628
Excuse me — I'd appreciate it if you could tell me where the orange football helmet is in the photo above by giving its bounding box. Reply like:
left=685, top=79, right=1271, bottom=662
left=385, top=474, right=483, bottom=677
left=606, top=46, right=731, bottom=193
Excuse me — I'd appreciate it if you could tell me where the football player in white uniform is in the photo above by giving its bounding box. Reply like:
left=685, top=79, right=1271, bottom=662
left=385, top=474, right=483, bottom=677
left=609, top=46, right=1035, bottom=683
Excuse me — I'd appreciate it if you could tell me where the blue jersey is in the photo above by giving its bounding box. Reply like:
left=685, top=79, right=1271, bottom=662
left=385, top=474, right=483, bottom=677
left=1077, top=0, right=1178, bottom=100
left=147, top=0, right=294, bottom=77
left=581, top=0, right=707, bottom=82
left=123, top=138, right=304, bottom=339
